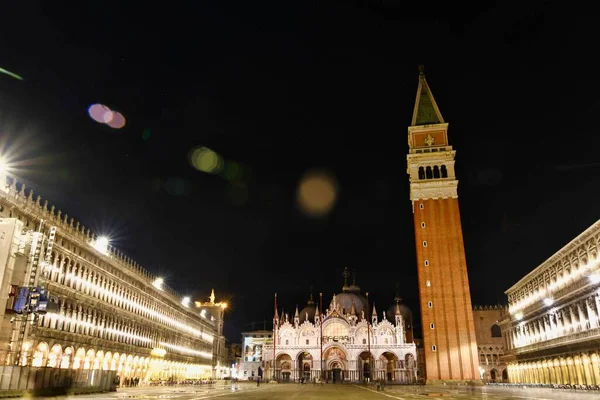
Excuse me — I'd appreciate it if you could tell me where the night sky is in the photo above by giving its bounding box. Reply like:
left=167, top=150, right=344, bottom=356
left=1, top=1, right=599, bottom=342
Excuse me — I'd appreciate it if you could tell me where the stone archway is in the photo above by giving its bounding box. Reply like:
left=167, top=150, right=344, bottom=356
left=47, top=344, right=62, bottom=368
left=32, top=342, right=49, bottom=367
left=357, top=351, right=373, bottom=382
left=276, top=353, right=292, bottom=382
left=490, top=368, right=497, bottom=382
left=297, top=351, right=313, bottom=381
left=323, top=346, right=347, bottom=383
left=379, top=352, right=400, bottom=383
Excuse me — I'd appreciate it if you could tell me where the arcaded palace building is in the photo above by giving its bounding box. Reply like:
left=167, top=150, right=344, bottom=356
left=0, top=177, right=225, bottom=382
left=262, top=269, right=417, bottom=383
left=473, top=305, right=508, bottom=382
left=407, top=67, right=480, bottom=383
left=501, top=219, right=600, bottom=386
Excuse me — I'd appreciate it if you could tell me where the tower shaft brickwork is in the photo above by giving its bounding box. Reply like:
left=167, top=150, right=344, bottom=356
left=407, top=67, right=481, bottom=384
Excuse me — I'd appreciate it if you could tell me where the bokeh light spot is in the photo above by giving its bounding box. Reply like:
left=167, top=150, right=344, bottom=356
left=88, top=104, right=126, bottom=129
left=107, top=111, right=126, bottom=129
left=296, top=169, right=338, bottom=217
left=189, top=147, right=222, bottom=174
left=88, top=104, right=112, bottom=123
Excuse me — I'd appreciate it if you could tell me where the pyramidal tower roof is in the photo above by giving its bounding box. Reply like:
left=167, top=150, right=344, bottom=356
left=411, top=65, right=445, bottom=126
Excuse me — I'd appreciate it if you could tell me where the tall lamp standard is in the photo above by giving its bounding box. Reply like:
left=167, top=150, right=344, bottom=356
left=319, top=292, right=323, bottom=381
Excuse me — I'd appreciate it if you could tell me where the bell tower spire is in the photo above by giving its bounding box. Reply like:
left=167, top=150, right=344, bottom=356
left=407, top=66, right=480, bottom=384
left=411, top=65, right=445, bottom=127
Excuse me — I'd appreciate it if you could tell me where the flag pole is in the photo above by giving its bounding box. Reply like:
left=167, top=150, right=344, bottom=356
left=273, top=292, right=277, bottom=381
left=366, top=292, right=371, bottom=382
left=319, top=292, right=323, bottom=381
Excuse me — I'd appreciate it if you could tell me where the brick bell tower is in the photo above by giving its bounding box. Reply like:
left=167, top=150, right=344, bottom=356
left=407, top=66, right=481, bottom=384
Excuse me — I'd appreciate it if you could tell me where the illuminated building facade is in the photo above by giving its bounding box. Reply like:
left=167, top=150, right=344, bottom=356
left=501, top=219, right=600, bottom=385
left=407, top=66, right=481, bottom=383
left=239, top=329, right=271, bottom=380
left=262, top=271, right=417, bottom=383
left=473, top=305, right=508, bottom=382
left=0, top=177, right=219, bottom=382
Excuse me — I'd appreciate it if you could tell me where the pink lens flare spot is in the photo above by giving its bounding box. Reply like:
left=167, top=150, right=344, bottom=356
left=107, top=111, right=126, bottom=129
left=88, top=104, right=112, bottom=124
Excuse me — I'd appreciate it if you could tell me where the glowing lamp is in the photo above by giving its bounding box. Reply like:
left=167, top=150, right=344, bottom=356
left=515, top=312, right=523, bottom=321
left=221, top=302, right=228, bottom=309
left=93, top=236, right=109, bottom=255
left=543, top=297, right=554, bottom=306
left=0, top=157, right=8, bottom=174
left=589, top=273, right=600, bottom=285
left=182, top=296, right=191, bottom=307
left=152, top=277, right=164, bottom=290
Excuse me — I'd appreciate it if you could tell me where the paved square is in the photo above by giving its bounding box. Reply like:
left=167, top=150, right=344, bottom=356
left=24, top=383, right=600, bottom=400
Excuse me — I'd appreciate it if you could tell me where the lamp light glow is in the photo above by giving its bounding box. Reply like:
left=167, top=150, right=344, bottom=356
left=182, top=296, right=191, bottom=307
left=153, top=277, right=164, bottom=290
left=543, top=297, right=554, bottom=306
left=589, top=273, right=600, bottom=285
left=93, top=236, right=109, bottom=255
left=515, top=312, right=523, bottom=321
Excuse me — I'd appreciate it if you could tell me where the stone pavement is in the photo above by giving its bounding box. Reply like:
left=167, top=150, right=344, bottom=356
left=17, top=382, right=600, bottom=400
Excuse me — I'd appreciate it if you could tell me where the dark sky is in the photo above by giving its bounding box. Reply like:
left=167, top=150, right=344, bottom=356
left=1, top=1, right=599, bottom=341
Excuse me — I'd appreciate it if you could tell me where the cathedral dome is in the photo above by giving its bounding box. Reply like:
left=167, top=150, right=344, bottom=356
left=331, top=292, right=366, bottom=316
left=299, top=304, right=316, bottom=323
left=299, top=293, right=317, bottom=323
left=330, top=267, right=368, bottom=315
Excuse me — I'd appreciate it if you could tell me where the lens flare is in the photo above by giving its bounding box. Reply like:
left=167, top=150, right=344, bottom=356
left=189, top=147, right=222, bottom=174
left=296, top=169, right=338, bottom=217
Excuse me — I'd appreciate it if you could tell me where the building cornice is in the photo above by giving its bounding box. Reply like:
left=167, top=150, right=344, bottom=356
left=410, top=180, right=458, bottom=201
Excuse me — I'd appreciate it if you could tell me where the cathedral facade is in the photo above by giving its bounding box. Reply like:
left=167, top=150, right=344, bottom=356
left=262, top=270, right=418, bottom=384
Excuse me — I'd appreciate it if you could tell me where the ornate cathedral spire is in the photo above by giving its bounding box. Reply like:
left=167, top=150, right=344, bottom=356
left=294, top=305, right=300, bottom=327
left=394, top=282, right=401, bottom=302
left=350, top=301, right=357, bottom=316
left=342, top=267, right=350, bottom=292
left=372, top=303, right=378, bottom=325
left=308, top=286, right=315, bottom=305
left=209, top=289, right=215, bottom=304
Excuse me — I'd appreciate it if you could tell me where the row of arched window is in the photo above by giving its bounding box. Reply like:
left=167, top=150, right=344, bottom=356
left=38, top=302, right=153, bottom=348
left=44, top=250, right=212, bottom=344
left=418, top=165, right=448, bottom=180
left=36, top=299, right=211, bottom=356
